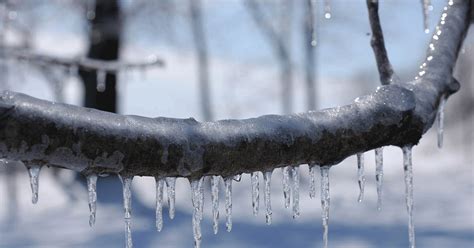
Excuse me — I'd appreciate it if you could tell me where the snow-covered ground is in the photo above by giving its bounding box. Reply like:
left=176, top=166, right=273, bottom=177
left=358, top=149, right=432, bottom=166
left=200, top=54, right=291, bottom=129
left=1, top=0, right=473, bottom=247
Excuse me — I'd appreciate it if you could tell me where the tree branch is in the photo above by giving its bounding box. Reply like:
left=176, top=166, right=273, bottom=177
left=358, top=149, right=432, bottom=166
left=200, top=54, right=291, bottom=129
left=0, top=0, right=470, bottom=179
left=366, top=0, right=398, bottom=85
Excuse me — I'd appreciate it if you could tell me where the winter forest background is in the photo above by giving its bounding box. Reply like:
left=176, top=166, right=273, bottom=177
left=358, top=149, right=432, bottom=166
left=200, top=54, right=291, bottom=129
left=0, top=0, right=473, bottom=247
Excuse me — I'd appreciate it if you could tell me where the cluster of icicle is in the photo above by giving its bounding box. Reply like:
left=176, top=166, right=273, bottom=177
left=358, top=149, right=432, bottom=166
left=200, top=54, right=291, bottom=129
left=19, top=142, right=423, bottom=248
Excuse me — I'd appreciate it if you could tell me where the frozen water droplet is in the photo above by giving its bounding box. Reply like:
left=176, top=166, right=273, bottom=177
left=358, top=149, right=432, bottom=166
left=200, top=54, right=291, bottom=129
left=291, top=166, right=300, bottom=219
left=27, top=164, right=42, bottom=204
left=96, top=70, right=106, bottom=92
left=375, top=147, right=384, bottom=210
left=155, top=177, right=165, bottom=232
left=402, top=146, right=415, bottom=248
left=190, top=178, right=204, bottom=248
left=309, top=164, right=318, bottom=198
left=251, top=172, right=260, bottom=216
left=120, top=175, right=134, bottom=248
left=233, top=174, right=242, bottom=182
left=263, top=171, right=273, bottom=225
left=437, top=96, right=446, bottom=148
left=282, top=166, right=291, bottom=208
left=320, top=166, right=331, bottom=248
left=165, top=177, right=176, bottom=219
left=211, top=176, right=220, bottom=234
left=224, top=177, right=233, bottom=232
left=87, top=174, right=98, bottom=227
left=357, top=153, right=366, bottom=202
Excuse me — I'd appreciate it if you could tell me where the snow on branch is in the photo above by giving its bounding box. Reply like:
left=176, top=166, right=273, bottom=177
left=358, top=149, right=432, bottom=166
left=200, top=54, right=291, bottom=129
left=0, top=0, right=470, bottom=181
left=0, top=48, right=164, bottom=72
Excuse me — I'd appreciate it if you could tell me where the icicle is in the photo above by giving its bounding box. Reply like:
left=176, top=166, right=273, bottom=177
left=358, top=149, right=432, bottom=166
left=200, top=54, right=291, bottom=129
left=421, top=0, right=431, bottom=33
left=211, top=176, right=220, bottom=234
left=96, top=70, right=106, bottom=92
left=291, top=166, right=300, bottom=219
left=375, top=147, right=384, bottom=210
left=224, top=177, right=232, bottom=232
left=310, top=0, right=318, bottom=46
left=27, top=164, right=42, bottom=204
left=165, top=177, right=176, bottom=219
left=309, top=164, right=317, bottom=198
left=357, top=153, right=366, bottom=202
left=87, top=174, right=98, bottom=227
left=403, top=146, right=415, bottom=248
left=324, top=0, right=332, bottom=19
left=437, top=96, right=446, bottom=148
left=190, top=178, right=204, bottom=248
left=282, top=166, right=291, bottom=208
left=263, top=171, right=273, bottom=225
left=120, top=175, right=134, bottom=248
left=233, top=174, right=242, bottom=182
left=155, top=177, right=164, bottom=232
left=320, top=166, right=331, bottom=248
left=251, top=172, right=259, bottom=216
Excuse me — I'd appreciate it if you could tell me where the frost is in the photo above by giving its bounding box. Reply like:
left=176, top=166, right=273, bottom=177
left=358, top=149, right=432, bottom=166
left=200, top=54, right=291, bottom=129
left=27, top=164, right=42, bottom=204
left=165, top=177, right=176, bottom=219
left=282, top=166, right=291, bottom=208
left=251, top=172, right=259, bottom=216
left=403, top=146, right=415, bottom=248
left=320, top=166, right=331, bottom=248
left=437, top=96, right=446, bottom=148
left=87, top=174, right=98, bottom=227
left=120, top=176, right=134, bottom=248
left=291, top=166, right=300, bottom=219
left=357, top=153, right=365, bottom=202
left=211, top=176, right=220, bottom=234
left=263, top=170, right=273, bottom=225
left=375, top=147, right=384, bottom=210
left=155, top=177, right=165, bottom=232
left=309, top=164, right=318, bottom=198
left=224, top=177, right=233, bottom=232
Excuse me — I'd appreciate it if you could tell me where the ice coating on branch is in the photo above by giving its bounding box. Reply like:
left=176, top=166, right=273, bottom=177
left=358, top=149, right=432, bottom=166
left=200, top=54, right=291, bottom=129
left=282, top=166, right=291, bottom=208
left=324, top=0, right=331, bottom=19
left=251, top=172, right=260, bottom=216
left=421, top=0, right=432, bottom=33
left=356, top=153, right=365, bottom=202
left=263, top=171, right=272, bottom=225
left=165, top=177, right=176, bottom=219
left=211, top=176, right=220, bottom=234
left=27, top=164, right=42, bottom=204
left=155, top=177, right=164, bottom=232
left=309, top=164, right=317, bottom=198
left=320, top=166, right=330, bottom=248
left=437, top=96, right=446, bottom=148
left=96, top=70, right=106, bottom=92
left=291, top=166, right=300, bottom=219
left=120, top=176, right=134, bottom=248
left=375, top=147, right=384, bottom=210
left=403, top=146, right=415, bottom=248
left=87, top=174, right=98, bottom=227
left=190, top=178, right=204, bottom=248
left=224, top=177, right=232, bottom=232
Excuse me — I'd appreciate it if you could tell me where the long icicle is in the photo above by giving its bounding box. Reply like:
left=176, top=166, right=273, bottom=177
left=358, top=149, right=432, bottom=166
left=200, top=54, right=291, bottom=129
left=309, top=164, right=317, bottom=198
left=211, top=176, right=220, bottom=234
left=27, top=164, right=42, bottom=204
left=320, top=166, right=331, bottom=248
left=155, top=177, right=165, bottom=232
left=224, top=177, right=232, bottom=232
left=190, top=178, right=204, bottom=248
left=357, top=153, right=366, bottom=202
left=165, top=177, right=176, bottom=219
left=263, top=171, right=273, bottom=225
left=421, top=0, right=432, bottom=33
left=282, top=166, right=291, bottom=208
left=121, top=175, right=134, bottom=248
left=251, top=172, right=260, bottom=216
left=437, top=95, right=446, bottom=148
left=291, top=166, right=300, bottom=219
left=375, top=147, right=384, bottom=210
left=403, top=146, right=415, bottom=248
left=87, top=174, right=98, bottom=227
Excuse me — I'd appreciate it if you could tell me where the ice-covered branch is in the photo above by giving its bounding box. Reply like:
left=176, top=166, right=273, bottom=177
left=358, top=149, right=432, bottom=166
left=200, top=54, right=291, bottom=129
left=0, top=48, right=164, bottom=72
left=366, top=0, right=398, bottom=85
left=0, top=1, right=470, bottom=181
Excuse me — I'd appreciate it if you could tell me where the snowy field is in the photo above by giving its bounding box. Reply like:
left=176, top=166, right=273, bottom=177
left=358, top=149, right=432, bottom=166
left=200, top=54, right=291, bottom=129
left=1, top=0, right=473, bottom=247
